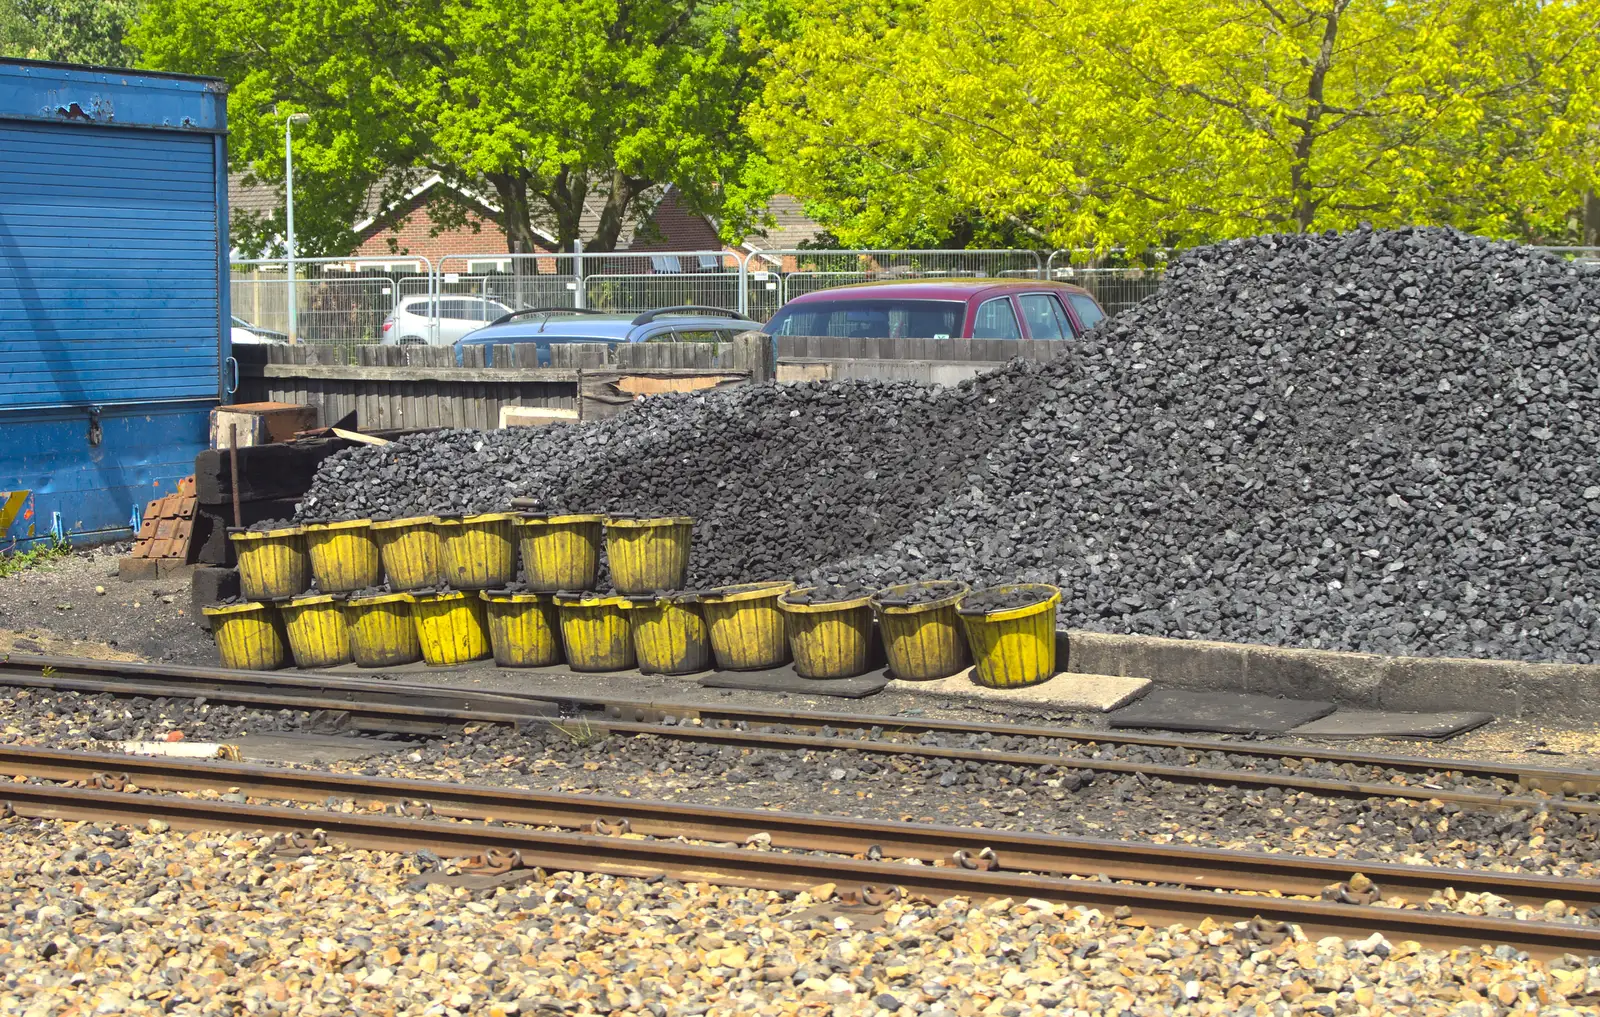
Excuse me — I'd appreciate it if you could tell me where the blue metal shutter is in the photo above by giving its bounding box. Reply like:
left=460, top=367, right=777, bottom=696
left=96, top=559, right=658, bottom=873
left=0, top=122, right=220, bottom=410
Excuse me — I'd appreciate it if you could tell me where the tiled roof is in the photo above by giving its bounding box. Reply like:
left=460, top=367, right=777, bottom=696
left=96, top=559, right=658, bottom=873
left=228, top=171, right=393, bottom=223
left=227, top=172, right=279, bottom=217
left=741, top=193, right=826, bottom=251
left=229, top=167, right=822, bottom=255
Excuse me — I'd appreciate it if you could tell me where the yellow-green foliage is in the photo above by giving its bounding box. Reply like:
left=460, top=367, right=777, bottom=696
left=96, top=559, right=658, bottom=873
left=749, top=0, right=1600, bottom=250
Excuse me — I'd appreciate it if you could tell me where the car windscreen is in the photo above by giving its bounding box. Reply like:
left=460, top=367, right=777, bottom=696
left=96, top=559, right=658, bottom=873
left=764, top=299, right=966, bottom=339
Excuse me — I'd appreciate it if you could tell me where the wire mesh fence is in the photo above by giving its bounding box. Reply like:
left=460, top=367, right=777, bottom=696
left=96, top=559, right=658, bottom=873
left=229, top=257, right=433, bottom=356
left=1043, top=250, right=1169, bottom=317
left=744, top=249, right=1045, bottom=322
left=230, top=244, right=1600, bottom=354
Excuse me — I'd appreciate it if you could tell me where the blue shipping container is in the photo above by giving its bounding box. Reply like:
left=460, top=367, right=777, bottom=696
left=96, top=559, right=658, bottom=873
left=0, top=58, right=229, bottom=547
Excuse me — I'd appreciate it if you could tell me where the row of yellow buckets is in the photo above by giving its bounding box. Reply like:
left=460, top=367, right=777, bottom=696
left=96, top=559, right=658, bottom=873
left=204, top=577, right=1063, bottom=689
left=227, top=513, right=691, bottom=599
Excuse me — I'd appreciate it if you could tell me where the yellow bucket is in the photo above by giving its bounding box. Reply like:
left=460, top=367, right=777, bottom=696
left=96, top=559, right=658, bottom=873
left=516, top=514, right=604, bottom=592
left=202, top=601, right=289, bottom=671
left=230, top=526, right=309, bottom=600
left=605, top=517, right=692, bottom=595
left=439, top=512, right=517, bottom=591
left=957, top=584, right=1062, bottom=689
left=481, top=591, right=563, bottom=668
left=626, top=595, right=711, bottom=675
left=406, top=591, right=491, bottom=666
left=780, top=589, right=875, bottom=679
left=870, top=581, right=972, bottom=681
left=343, top=592, right=422, bottom=668
left=370, top=516, right=444, bottom=591
left=554, top=593, right=637, bottom=672
left=700, top=582, right=793, bottom=671
left=304, top=519, right=383, bottom=593
left=279, top=594, right=354, bottom=668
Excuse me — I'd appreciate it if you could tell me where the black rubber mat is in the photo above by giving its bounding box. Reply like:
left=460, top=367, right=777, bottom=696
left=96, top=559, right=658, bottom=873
left=699, top=666, right=888, bottom=698
left=1107, top=689, right=1335, bottom=734
left=1290, top=709, right=1493, bottom=740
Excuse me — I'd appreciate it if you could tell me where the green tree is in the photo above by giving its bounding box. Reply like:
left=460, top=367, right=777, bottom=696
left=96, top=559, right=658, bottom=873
left=0, top=0, right=144, bottom=66
left=133, top=0, right=783, bottom=257
left=749, top=0, right=1600, bottom=251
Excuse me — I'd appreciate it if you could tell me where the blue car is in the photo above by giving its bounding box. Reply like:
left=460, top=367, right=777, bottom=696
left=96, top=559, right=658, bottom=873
left=455, top=306, right=754, bottom=365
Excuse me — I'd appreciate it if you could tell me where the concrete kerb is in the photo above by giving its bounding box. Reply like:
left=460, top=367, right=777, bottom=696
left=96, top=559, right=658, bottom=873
left=1059, top=628, right=1600, bottom=722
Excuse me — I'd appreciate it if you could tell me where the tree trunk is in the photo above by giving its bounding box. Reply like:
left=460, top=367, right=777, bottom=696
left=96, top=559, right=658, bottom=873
left=1288, top=2, right=1348, bottom=231
left=587, top=168, right=643, bottom=253
left=1586, top=189, right=1600, bottom=247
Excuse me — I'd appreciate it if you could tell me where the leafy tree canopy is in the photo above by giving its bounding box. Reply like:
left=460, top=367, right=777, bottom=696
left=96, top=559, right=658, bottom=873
left=0, top=0, right=144, bottom=66
left=748, top=0, right=1600, bottom=251
left=134, top=0, right=787, bottom=257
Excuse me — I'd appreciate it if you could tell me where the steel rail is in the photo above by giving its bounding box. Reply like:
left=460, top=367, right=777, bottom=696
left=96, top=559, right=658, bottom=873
left=5, top=744, right=1595, bottom=912
left=3, top=654, right=1596, bottom=814
left=6, top=772, right=1599, bottom=959
left=7, top=652, right=1595, bottom=793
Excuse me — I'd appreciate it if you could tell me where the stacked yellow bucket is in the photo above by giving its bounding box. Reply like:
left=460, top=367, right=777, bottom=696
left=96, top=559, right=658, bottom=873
left=955, top=584, right=1062, bottom=689
left=700, top=582, right=793, bottom=670
left=779, top=586, right=875, bottom=679
left=870, top=581, right=971, bottom=681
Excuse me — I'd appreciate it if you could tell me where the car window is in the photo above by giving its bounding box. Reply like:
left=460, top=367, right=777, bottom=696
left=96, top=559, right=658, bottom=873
left=402, top=298, right=434, bottom=316
left=1068, top=293, right=1106, bottom=331
left=972, top=297, right=1021, bottom=340
left=1017, top=294, right=1070, bottom=340
left=654, top=328, right=732, bottom=343
left=438, top=299, right=472, bottom=321
left=764, top=299, right=965, bottom=339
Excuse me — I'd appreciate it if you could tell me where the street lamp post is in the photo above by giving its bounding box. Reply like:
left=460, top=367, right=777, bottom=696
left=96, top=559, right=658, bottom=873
left=284, top=112, right=310, bottom=344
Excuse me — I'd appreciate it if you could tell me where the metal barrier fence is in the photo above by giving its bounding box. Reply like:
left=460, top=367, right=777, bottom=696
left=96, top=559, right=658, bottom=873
left=1043, top=249, right=1169, bottom=317
left=229, top=256, right=433, bottom=353
left=744, top=249, right=1045, bottom=322
left=229, top=244, right=1600, bottom=349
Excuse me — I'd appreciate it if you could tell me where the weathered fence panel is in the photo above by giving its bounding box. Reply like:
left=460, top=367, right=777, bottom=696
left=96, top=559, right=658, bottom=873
left=775, top=335, right=1069, bottom=385
left=233, top=338, right=770, bottom=430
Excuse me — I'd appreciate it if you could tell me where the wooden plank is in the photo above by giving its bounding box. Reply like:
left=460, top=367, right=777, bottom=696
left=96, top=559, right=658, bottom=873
left=242, top=363, right=584, bottom=383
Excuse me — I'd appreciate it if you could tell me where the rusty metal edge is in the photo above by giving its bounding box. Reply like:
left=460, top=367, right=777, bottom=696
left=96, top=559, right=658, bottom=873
left=5, top=780, right=1599, bottom=960
left=5, top=744, right=1598, bottom=911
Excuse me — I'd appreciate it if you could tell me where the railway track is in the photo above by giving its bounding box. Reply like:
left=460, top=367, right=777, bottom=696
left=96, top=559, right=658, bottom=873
left=5, top=743, right=1600, bottom=959
left=6, top=653, right=1598, bottom=817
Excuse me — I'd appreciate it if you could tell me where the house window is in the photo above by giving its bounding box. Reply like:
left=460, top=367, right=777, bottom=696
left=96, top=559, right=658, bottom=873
left=697, top=254, right=721, bottom=271
left=650, top=255, right=683, bottom=273
left=468, top=259, right=511, bottom=274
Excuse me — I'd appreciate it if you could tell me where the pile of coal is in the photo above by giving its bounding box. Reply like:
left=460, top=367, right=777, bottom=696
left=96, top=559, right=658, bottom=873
left=299, top=228, right=1600, bottom=663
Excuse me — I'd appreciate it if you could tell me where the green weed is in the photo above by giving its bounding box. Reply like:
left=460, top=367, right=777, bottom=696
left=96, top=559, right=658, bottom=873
left=549, top=718, right=606, bottom=748
left=0, top=537, right=70, bottom=579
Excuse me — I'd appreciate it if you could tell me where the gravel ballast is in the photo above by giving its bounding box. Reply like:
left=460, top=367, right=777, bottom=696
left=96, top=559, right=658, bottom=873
left=299, top=228, right=1600, bottom=663
left=10, top=815, right=1600, bottom=1017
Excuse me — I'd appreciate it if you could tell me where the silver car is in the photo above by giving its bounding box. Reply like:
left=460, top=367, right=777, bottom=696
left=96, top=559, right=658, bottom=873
left=381, top=295, right=514, bottom=346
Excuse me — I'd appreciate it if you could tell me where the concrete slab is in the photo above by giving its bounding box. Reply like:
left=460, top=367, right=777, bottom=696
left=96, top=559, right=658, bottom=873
left=1108, top=689, right=1335, bottom=734
left=700, top=666, right=888, bottom=699
left=1290, top=709, right=1494, bottom=740
left=1062, top=627, right=1600, bottom=723
left=232, top=732, right=401, bottom=765
left=891, top=670, right=1149, bottom=713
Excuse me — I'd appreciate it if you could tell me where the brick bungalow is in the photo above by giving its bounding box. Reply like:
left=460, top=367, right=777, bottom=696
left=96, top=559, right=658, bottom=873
left=227, top=173, right=824, bottom=272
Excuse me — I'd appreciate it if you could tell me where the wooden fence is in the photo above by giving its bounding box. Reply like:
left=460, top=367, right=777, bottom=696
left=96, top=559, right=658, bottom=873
left=233, top=336, right=773, bottom=430
left=775, top=335, right=1068, bottom=385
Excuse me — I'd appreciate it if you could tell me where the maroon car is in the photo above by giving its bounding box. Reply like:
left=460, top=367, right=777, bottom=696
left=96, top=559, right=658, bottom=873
left=760, top=279, right=1106, bottom=340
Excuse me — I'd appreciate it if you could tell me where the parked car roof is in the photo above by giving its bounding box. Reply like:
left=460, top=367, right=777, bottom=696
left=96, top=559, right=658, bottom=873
left=457, top=306, right=753, bottom=346
left=780, top=278, right=1094, bottom=302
